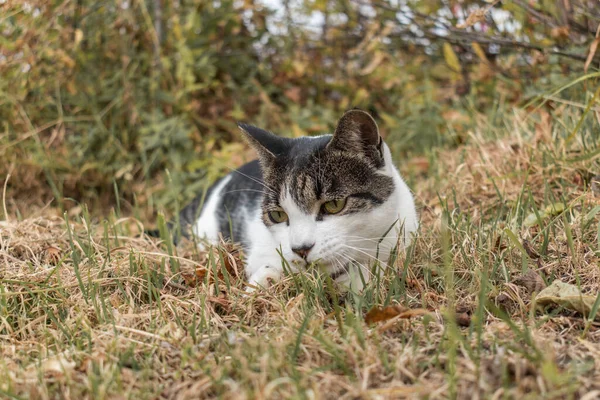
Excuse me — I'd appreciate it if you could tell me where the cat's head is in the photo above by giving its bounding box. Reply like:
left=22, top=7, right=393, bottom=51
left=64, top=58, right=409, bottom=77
left=238, top=110, right=403, bottom=276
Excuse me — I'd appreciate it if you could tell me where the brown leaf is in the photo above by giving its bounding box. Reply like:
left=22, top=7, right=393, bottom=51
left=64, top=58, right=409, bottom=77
left=181, top=243, right=241, bottom=288
left=376, top=308, right=433, bottom=332
left=208, top=294, right=230, bottom=312
left=284, top=86, right=302, bottom=103
left=514, top=270, right=546, bottom=294
left=456, top=9, right=487, bottom=29
left=365, top=305, right=408, bottom=324
left=397, top=308, right=431, bottom=319
left=365, top=305, right=432, bottom=326
left=44, top=246, right=62, bottom=265
left=408, top=156, right=430, bottom=174
left=550, top=26, right=570, bottom=40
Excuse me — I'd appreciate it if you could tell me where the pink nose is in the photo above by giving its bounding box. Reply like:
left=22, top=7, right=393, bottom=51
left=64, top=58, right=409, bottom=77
left=292, top=244, right=314, bottom=259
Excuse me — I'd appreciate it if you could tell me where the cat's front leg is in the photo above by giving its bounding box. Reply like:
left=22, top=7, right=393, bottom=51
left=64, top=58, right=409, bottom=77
left=243, top=244, right=289, bottom=291
left=246, top=265, right=283, bottom=292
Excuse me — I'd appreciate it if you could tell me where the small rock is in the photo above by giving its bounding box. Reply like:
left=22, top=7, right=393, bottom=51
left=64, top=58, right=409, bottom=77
left=456, top=312, right=471, bottom=327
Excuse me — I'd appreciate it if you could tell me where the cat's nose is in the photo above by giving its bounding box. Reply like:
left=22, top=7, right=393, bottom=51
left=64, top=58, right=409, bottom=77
left=292, top=244, right=314, bottom=260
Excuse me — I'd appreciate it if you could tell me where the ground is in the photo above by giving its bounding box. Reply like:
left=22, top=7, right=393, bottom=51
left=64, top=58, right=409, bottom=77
left=1, top=111, right=599, bottom=399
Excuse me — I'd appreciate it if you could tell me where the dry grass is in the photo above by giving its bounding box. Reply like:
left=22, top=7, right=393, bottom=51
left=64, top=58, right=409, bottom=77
left=1, top=112, right=600, bottom=399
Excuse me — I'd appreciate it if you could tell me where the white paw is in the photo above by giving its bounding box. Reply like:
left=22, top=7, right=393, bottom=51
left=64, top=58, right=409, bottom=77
left=245, top=266, right=283, bottom=292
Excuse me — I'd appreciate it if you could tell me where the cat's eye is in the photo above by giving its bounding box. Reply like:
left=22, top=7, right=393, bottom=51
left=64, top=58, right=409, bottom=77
left=267, top=210, right=288, bottom=224
left=323, top=199, right=346, bottom=214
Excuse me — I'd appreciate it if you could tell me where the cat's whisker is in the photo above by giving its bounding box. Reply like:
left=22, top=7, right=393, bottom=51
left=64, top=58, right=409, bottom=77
left=340, top=244, right=389, bottom=266
left=339, top=240, right=396, bottom=251
left=345, top=237, right=389, bottom=243
left=343, top=234, right=400, bottom=241
left=225, top=166, right=277, bottom=195
left=329, top=258, right=346, bottom=274
left=222, top=189, right=265, bottom=195
left=345, top=256, right=390, bottom=282
left=335, top=252, right=374, bottom=278
left=328, top=255, right=353, bottom=279
left=343, top=234, right=387, bottom=239
left=342, top=246, right=388, bottom=254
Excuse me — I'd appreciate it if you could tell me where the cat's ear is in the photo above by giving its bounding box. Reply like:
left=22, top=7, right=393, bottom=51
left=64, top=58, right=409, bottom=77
left=238, top=123, right=289, bottom=162
left=327, top=109, right=383, bottom=164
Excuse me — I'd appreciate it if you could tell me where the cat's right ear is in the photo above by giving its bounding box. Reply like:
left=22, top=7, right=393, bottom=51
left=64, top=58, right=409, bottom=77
left=238, top=123, right=289, bottom=163
left=327, top=109, right=383, bottom=166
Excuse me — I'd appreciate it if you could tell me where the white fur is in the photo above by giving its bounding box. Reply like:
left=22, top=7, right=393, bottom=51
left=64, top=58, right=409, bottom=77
left=245, top=143, right=418, bottom=291
left=192, top=175, right=232, bottom=249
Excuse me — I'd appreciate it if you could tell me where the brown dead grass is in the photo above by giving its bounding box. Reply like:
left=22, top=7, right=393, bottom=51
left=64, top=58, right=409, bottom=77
left=1, top=116, right=600, bottom=399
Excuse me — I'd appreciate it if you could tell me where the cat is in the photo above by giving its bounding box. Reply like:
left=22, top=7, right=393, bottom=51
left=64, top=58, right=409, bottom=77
left=174, top=109, right=418, bottom=291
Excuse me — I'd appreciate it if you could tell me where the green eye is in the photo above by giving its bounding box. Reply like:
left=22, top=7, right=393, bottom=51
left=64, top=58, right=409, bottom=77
left=323, top=199, right=346, bottom=214
left=267, top=210, right=288, bottom=224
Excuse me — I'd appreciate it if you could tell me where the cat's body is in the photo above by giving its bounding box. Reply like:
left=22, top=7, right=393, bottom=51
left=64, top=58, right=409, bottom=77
left=175, top=110, right=418, bottom=290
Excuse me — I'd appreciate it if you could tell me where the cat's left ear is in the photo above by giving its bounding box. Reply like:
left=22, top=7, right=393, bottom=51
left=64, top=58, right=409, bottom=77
left=238, top=123, right=289, bottom=163
left=327, top=109, right=384, bottom=166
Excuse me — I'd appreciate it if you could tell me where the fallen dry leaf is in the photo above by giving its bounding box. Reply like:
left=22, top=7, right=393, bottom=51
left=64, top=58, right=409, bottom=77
left=514, top=270, right=546, bottom=294
left=181, top=243, right=241, bottom=287
left=535, top=280, right=599, bottom=321
left=44, top=246, right=62, bottom=264
left=376, top=308, right=432, bottom=332
left=284, top=86, right=302, bottom=103
left=408, top=156, right=430, bottom=175
left=550, top=26, right=570, bottom=40
left=365, top=305, right=431, bottom=325
left=457, top=9, right=487, bottom=29
left=365, top=305, right=408, bottom=324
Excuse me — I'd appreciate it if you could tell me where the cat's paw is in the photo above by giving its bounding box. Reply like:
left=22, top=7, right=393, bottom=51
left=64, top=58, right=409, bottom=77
left=245, top=266, right=283, bottom=292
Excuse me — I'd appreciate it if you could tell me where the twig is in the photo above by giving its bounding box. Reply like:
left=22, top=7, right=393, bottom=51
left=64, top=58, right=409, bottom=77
left=2, top=166, right=12, bottom=222
left=511, top=0, right=561, bottom=29
left=367, top=0, right=594, bottom=63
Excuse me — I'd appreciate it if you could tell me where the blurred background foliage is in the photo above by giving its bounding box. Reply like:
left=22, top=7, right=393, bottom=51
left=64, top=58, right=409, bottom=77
left=1, top=0, right=599, bottom=218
